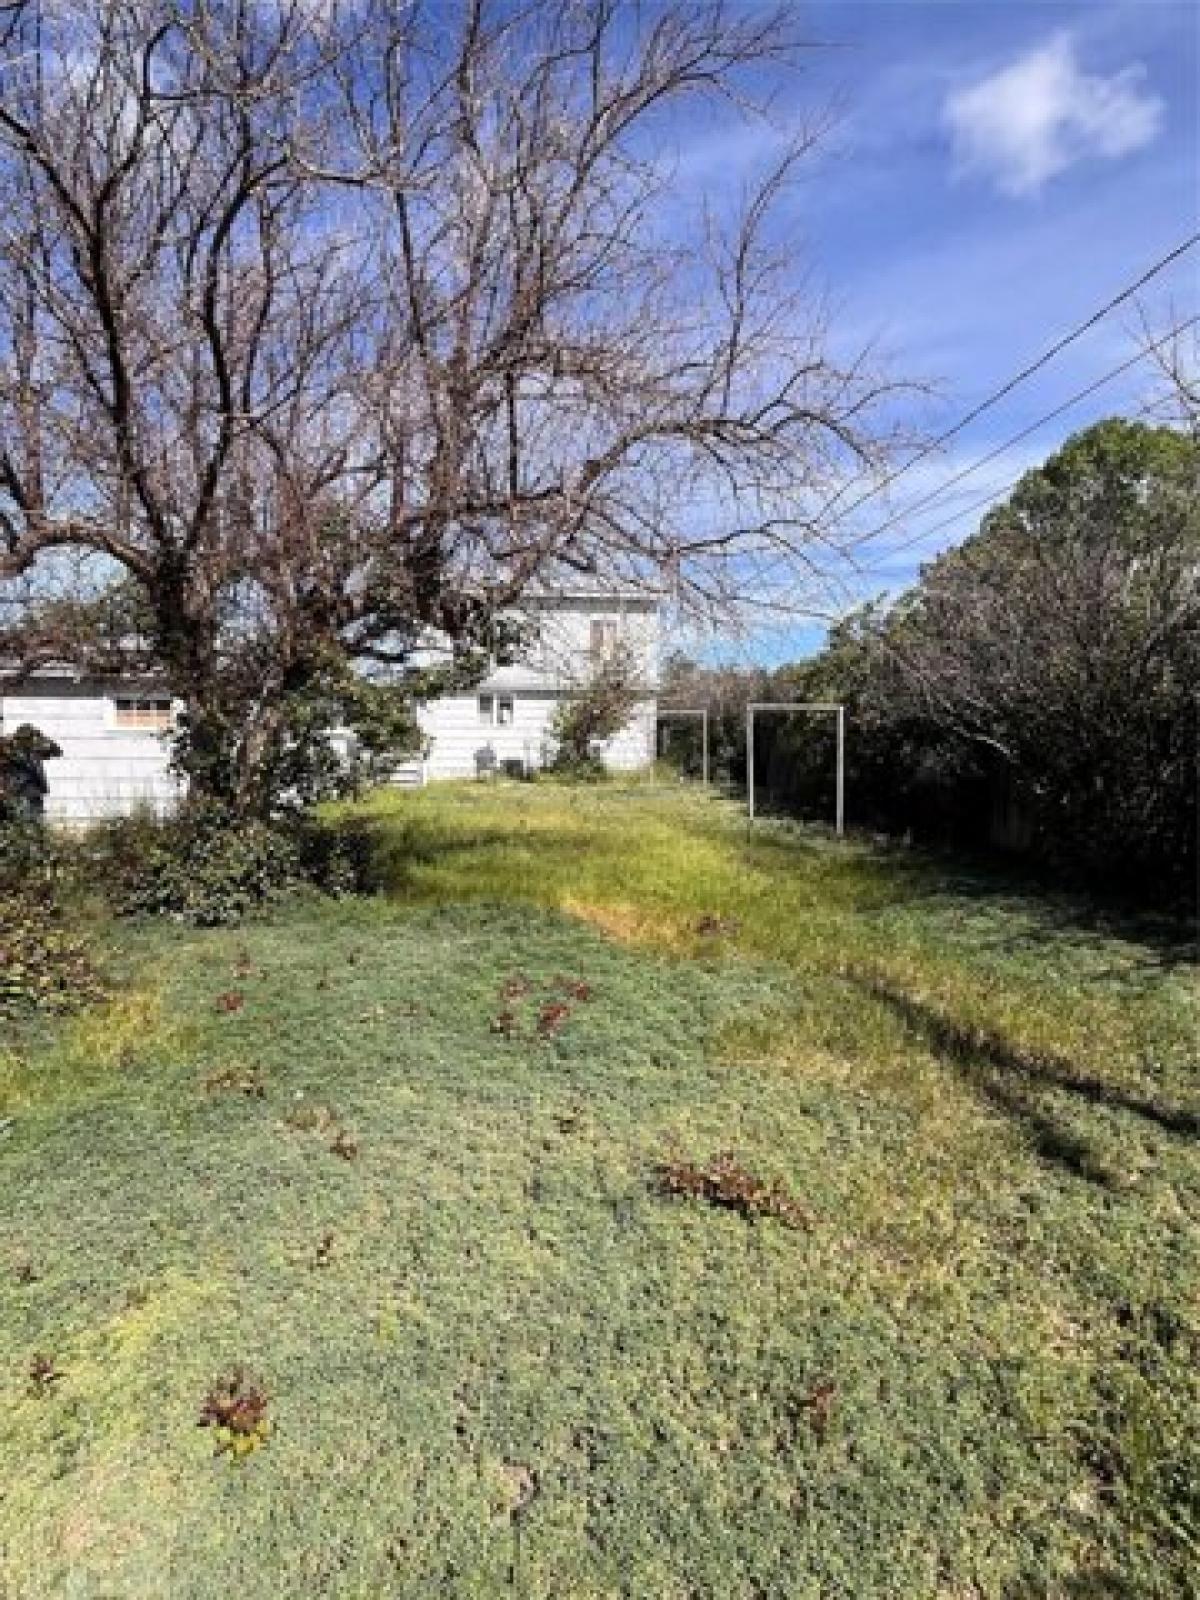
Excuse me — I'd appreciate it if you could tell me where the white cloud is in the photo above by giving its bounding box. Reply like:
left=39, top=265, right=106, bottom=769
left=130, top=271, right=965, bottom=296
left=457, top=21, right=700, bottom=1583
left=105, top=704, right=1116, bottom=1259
left=943, top=32, right=1163, bottom=197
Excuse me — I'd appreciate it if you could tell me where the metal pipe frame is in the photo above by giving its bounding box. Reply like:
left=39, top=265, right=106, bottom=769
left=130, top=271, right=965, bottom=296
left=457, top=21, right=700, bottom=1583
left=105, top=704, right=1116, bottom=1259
left=746, top=702, right=845, bottom=834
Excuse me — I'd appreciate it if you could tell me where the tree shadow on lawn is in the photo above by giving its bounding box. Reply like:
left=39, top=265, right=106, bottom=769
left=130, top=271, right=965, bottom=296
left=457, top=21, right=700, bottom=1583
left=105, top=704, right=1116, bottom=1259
left=861, top=849, right=1198, bottom=977
left=343, top=815, right=584, bottom=894
left=736, top=819, right=1196, bottom=972
left=848, top=968, right=1200, bottom=1190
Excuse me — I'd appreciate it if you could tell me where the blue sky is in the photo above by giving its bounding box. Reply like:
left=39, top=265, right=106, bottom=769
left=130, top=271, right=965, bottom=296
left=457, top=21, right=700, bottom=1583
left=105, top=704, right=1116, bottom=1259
left=674, top=0, right=1198, bottom=665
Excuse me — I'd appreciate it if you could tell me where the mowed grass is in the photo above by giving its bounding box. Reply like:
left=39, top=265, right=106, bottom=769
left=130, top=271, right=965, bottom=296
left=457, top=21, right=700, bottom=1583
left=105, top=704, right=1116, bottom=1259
left=1, top=781, right=1197, bottom=1598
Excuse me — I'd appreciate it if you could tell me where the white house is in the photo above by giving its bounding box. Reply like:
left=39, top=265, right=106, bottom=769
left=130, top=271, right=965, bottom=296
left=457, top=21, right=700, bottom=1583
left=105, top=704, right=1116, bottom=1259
left=415, top=588, right=659, bottom=783
left=0, top=589, right=660, bottom=824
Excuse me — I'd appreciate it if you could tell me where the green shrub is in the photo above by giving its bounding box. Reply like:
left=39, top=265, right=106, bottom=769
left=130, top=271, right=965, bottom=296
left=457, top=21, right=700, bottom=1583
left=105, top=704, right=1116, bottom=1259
left=99, top=809, right=299, bottom=926
left=87, top=807, right=380, bottom=927
left=0, top=821, right=101, bottom=1018
left=550, top=644, right=640, bottom=773
left=291, top=814, right=382, bottom=900
left=549, top=751, right=608, bottom=781
left=0, top=893, right=103, bottom=1017
left=0, top=820, right=63, bottom=896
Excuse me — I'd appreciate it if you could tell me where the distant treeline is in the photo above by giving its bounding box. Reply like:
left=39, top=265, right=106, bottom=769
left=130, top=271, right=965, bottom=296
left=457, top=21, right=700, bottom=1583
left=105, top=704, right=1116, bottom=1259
left=661, top=421, right=1198, bottom=906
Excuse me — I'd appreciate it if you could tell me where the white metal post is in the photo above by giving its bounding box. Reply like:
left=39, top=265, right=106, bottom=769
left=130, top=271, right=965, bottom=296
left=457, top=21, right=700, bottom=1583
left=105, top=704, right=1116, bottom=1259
left=746, top=704, right=755, bottom=820
left=836, top=705, right=845, bottom=838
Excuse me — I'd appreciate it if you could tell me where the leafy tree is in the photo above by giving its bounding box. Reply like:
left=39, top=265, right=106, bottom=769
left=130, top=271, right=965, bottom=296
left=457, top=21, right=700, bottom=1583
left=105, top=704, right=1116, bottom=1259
left=658, top=653, right=771, bottom=784
left=789, top=420, right=1200, bottom=896
left=551, top=646, right=642, bottom=773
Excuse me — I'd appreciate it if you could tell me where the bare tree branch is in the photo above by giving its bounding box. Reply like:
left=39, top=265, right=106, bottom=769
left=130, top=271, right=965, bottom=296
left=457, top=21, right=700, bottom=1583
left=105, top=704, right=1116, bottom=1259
left=0, top=0, right=910, bottom=811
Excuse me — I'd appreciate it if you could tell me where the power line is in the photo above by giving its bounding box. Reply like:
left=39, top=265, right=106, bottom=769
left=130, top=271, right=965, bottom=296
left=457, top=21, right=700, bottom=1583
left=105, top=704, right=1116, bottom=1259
left=858, top=395, right=1171, bottom=579
left=817, top=230, right=1200, bottom=533
left=848, top=314, right=1199, bottom=555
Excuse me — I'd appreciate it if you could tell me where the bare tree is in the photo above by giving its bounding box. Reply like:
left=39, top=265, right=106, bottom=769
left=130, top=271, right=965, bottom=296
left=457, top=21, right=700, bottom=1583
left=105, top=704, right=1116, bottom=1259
left=0, top=0, right=903, bottom=814
left=1137, top=304, right=1200, bottom=434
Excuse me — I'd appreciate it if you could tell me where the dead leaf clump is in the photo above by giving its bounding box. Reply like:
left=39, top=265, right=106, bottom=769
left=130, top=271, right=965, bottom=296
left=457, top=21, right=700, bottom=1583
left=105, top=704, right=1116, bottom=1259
left=657, top=1151, right=812, bottom=1230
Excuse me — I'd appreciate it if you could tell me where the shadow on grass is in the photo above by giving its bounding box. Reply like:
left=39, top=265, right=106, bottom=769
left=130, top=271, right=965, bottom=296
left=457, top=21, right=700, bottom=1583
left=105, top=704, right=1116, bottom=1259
left=909, top=867, right=1197, bottom=974
left=858, top=838, right=1198, bottom=967
left=848, top=967, right=1200, bottom=1190
left=339, top=813, right=588, bottom=897
left=746, top=812, right=1197, bottom=977
left=729, top=812, right=1196, bottom=960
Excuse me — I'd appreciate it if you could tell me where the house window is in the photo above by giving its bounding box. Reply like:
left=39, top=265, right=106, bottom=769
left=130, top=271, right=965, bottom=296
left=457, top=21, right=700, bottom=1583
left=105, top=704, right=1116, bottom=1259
left=590, top=619, right=619, bottom=660
left=478, top=693, right=514, bottom=727
left=113, top=696, right=173, bottom=733
left=480, top=697, right=518, bottom=729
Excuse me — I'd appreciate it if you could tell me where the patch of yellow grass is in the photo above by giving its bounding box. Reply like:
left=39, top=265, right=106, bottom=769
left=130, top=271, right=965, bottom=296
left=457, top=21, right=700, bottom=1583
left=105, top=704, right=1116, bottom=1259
left=559, top=894, right=691, bottom=951
left=64, top=986, right=176, bottom=1071
left=0, top=1045, right=29, bottom=1111
left=2, top=980, right=198, bottom=1114
left=5, top=1270, right=227, bottom=1594
left=714, top=1012, right=849, bottom=1086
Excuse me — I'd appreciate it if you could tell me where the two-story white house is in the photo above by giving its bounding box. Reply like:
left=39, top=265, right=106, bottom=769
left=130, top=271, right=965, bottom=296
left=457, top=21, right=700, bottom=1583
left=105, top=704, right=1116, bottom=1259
left=413, top=587, right=659, bottom=783
left=0, top=588, right=660, bottom=824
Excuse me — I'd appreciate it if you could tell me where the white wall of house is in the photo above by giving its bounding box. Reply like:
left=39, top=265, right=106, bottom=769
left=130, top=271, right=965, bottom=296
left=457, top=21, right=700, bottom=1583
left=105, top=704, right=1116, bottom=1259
left=0, top=591, right=661, bottom=821
left=415, top=592, right=660, bottom=780
left=0, top=678, right=177, bottom=824
left=419, top=690, right=656, bottom=780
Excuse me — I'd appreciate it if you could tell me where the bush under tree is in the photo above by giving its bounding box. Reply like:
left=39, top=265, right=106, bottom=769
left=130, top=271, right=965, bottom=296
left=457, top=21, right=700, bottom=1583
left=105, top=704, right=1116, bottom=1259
left=0, top=821, right=103, bottom=1017
left=83, top=807, right=380, bottom=928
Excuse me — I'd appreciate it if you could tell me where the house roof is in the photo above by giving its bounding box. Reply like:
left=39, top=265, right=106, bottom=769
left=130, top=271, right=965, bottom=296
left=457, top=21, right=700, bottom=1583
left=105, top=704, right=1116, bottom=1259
left=0, top=662, right=167, bottom=686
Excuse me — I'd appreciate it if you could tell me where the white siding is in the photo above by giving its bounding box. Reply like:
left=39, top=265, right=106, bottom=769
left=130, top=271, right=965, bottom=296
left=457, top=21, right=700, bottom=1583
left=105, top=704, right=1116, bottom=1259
left=415, top=594, right=660, bottom=780
left=418, top=690, right=655, bottom=780
left=501, top=595, right=660, bottom=692
left=1, top=593, right=661, bottom=816
left=606, top=699, right=658, bottom=771
left=410, top=594, right=660, bottom=696
left=0, top=680, right=179, bottom=824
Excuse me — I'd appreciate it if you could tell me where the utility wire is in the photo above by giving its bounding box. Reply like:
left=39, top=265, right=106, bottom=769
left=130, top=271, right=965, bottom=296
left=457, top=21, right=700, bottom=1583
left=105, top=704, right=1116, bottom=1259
left=817, top=230, right=1200, bottom=533
left=848, top=314, right=1199, bottom=555
left=857, top=394, right=1171, bottom=578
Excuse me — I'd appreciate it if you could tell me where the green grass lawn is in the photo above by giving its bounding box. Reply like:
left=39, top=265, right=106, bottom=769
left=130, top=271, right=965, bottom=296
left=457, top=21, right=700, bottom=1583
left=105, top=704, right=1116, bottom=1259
left=2, top=781, right=1197, bottom=1597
